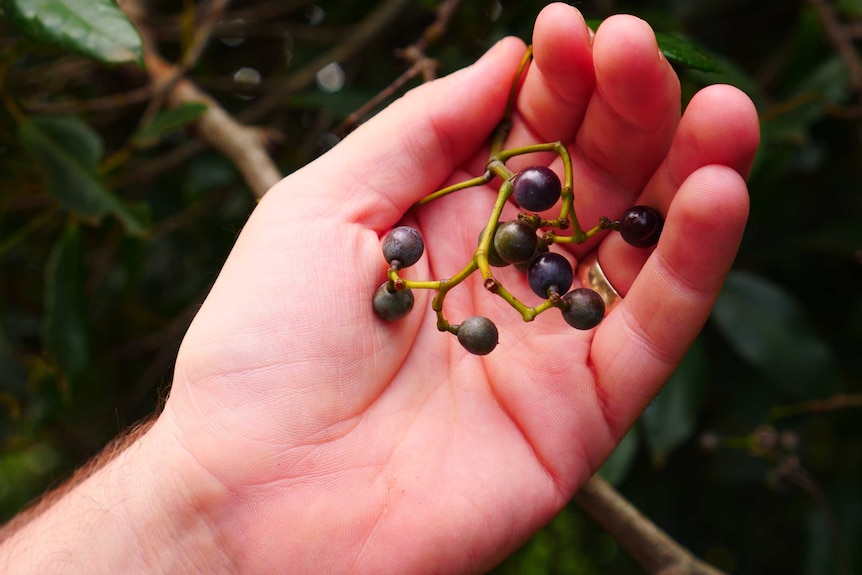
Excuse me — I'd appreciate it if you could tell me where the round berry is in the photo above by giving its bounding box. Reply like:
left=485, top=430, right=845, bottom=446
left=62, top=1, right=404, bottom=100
left=382, top=226, right=424, bottom=268
left=456, top=316, right=499, bottom=355
left=560, top=288, right=605, bottom=330
left=372, top=282, right=414, bottom=321
left=511, top=166, right=561, bottom=212
left=493, top=220, right=538, bottom=264
left=514, top=242, right=549, bottom=273
left=478, top=225, right=509, bottom=268
left=618, top=206, right=663, bottom=248
left=527, top=252, right=574, bottom=298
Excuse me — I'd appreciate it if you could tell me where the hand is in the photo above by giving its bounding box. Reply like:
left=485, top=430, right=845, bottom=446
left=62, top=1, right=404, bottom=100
left=158, top=4, right=759, bottom=573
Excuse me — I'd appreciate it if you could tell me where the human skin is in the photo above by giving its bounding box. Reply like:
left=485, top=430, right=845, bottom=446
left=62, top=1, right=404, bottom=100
left=0, top=4, right=759, bottom=574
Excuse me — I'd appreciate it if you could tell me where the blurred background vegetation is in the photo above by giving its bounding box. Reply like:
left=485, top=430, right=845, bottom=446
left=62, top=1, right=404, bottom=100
left=1, top=0, right=861, bottom=573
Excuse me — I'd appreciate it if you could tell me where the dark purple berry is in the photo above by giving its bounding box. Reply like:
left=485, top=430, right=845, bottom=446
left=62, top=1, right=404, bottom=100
left=514, top=242, right=549, bottom=273
left=619, top=206, right=663, bottom=248
left=373, top=282, right=414, bottom=321
left=560, top=288, right=605, bottom=330
left=493, top=220, right=538, bottom=264
left=456, top=316, right=499, bottom=355
left=382, top=226, right=424, bottom=268
left=527, top=252, right=574, bottom=298
left=511, top=166, right=562, bottom=212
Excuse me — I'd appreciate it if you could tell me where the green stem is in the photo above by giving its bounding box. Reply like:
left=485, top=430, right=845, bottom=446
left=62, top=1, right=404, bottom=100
left=415, top=173, right=492, bottom=207
left=496, top=141, right=583, bottom=242
left=430, top=259, right=478, bottom=332
left=476, top=179, right=513, bottom=280
left=489, top=45, right=534, bottom=157
left=505, top=45, right=533, bottom=121
left=547, top=219, right=611, bottom=244
left=489, top=282, right=558, bottom=322
left=377, top=41, right=617, bottom=338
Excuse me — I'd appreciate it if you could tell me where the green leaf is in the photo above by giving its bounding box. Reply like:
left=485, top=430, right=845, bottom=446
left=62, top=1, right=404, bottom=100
left=181, top=153, right=240, bottom=201
left=598, top=426, right=639, bottom=486
left=655, top=32, right=724, bottom=73
left=132, top=102, right=208, bottom=148
left=2, top=0, right=143, bottom=65
left=19, top=115, right=104, bottom=217
left=711, top=271, right=838, bottom=398
left=641, top=338, right=707, bottom=466
left=18, top=115, right=148, bottom=236
left=43, top=222, right=90, bottom=384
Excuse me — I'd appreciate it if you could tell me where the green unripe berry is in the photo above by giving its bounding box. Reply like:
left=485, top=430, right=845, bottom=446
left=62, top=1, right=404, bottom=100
left=479, top=225, right=509, bottom=267
left=493, top=220, right=538, bottom=265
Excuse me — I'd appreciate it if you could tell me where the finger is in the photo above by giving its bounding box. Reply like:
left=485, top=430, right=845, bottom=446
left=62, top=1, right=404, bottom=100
left=502, top=3, right=595, bottom=162
left=572, top=15, right=681, bottom=194
left=598, top=84, right=760, bottom=293
left=267, top=37, right=527, bottom=230
left=508, top=14, right=682, bottom=244
left=591, top=165, right=749, bottom=436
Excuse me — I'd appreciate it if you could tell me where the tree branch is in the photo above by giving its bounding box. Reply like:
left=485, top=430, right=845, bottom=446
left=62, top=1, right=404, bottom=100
left=574, top=475, right=727, bottom=575
left=122, top=0, right=282, bottom=198
left=122, top=0, right=408, bottom=190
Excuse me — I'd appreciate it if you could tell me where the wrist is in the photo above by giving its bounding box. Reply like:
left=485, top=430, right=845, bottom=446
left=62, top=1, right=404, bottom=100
left=0, top=413, right=234, bottom=574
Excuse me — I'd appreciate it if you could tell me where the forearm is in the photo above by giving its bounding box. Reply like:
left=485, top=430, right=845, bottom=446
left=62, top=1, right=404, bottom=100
left=0, top=415, right=233, bottom=574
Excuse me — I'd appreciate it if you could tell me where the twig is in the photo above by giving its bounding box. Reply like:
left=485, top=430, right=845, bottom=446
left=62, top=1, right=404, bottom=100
left=412, top=0, right=463, bottom=53
left=337, top=0, right=464, bottom=135
left=336, top=63, right=426, bottom=136
left=135, top=0, right=231, bottom=133
left=122, top=0, right=408, bottom=188
left=180, top=0, right=231, bottom=70
left=122, top=0, right=281, bottom=198
left=770, top=392, right=862, bottom=420
left=772, top=458, right=852, bottom=575
left=157, top=20, right=350, bottom=43
left=808, top=0, right=862, bottom=91
left=23, top=85, right=153, bottom=114
left=145, top=0, right=314, bottom=30
left=574, top=475, right=727, bottom=575
left=239, top=0, right=411, bottom=124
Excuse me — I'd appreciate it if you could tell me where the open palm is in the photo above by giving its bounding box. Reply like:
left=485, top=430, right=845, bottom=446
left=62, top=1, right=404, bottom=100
left=160, top=5, right=759, bottom=574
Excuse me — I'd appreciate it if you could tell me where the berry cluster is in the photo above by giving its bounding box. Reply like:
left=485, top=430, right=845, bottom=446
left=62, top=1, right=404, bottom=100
left=372, top=47, right=664, bottom=355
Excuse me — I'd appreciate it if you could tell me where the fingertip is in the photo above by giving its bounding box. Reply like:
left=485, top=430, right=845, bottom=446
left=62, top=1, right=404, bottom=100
left=532, top=3, right=594, bottom=83
left=680, top=84, right=761, bottom=179
left=474, top=35, right=528, bottom=68
left=503, top=3, right=594, bottom=152
left=592, top=15, right=680, bottom=130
